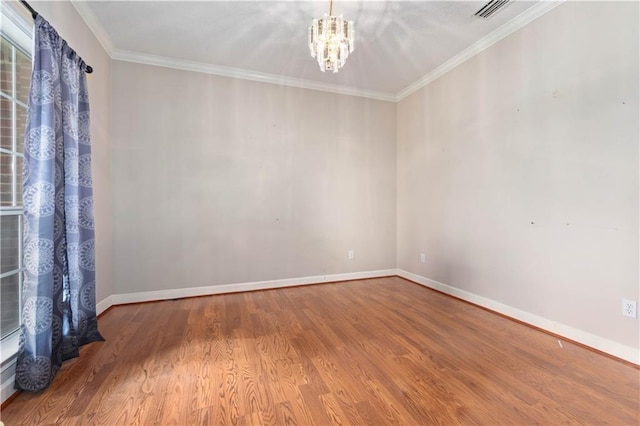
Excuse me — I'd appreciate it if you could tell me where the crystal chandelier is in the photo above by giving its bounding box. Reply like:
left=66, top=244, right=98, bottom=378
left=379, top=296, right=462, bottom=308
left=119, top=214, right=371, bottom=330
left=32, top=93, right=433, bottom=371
left=308, top=0, right=355, bottom=73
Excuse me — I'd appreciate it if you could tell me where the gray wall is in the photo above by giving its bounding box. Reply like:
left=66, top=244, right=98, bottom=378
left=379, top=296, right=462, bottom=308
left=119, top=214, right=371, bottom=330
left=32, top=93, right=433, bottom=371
left=397, top=1, right=639, bottom=349
left=111, top=62, right=397, bottom=293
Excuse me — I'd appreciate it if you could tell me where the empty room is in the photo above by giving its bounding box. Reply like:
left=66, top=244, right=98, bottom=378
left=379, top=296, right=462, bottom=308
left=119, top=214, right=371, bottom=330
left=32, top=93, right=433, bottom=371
left=0, top=0, right=638, bottom=424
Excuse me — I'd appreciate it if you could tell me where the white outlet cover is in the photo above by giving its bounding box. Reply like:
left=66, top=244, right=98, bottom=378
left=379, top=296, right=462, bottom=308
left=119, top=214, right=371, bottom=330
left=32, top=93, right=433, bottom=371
left=622, top=299, right=637, bottom=318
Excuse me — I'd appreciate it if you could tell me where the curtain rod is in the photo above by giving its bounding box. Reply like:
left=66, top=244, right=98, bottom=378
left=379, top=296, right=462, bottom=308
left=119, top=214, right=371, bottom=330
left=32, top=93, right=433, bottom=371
left=19, top=0, right=94, bottom=74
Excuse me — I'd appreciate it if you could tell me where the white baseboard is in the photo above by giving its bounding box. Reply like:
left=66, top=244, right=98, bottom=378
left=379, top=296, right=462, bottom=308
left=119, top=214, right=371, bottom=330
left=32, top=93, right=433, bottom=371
left=96, top=295, right=113, bottom=316
left=3, top=267, right=635, bottom=406
left=0, top=362, right=18, bottom=403
left=111, top=269, right=397, bottom=305
left=1, top=269, right=395, bottom=405
left=397, top=269, right=639, bottom=365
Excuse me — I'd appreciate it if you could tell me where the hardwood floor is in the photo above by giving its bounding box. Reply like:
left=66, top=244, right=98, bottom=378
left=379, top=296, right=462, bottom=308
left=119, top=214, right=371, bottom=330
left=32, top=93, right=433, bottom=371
left=2, top=277, right=638, bottom=425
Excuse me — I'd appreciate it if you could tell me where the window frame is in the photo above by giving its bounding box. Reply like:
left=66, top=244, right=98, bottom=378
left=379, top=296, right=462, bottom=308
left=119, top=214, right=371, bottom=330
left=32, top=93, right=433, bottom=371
left=0, top=0, right=32, bottom=369
left=1, top=23, right=31, bottom=343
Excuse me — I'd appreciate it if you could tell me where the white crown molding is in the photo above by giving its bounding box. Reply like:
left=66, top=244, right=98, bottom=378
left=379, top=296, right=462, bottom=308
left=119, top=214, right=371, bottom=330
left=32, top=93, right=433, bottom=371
left=111, top=269, right=397, bottom=305
left=67, top=0, right=564, bottom=103
left=397, top=269, right=639, bottom=365
left=70, top=0, right=114, bottom=56
left=396, top=0, right=565, bottom=101
left=111, top=49, right=397, bottom=102
left=67, top=0, right=395, bottom=102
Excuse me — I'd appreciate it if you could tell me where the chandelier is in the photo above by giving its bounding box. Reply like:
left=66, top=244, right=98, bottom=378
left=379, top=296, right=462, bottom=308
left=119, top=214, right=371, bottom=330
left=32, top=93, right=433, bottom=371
left=308, top=0, right=355, bottom=73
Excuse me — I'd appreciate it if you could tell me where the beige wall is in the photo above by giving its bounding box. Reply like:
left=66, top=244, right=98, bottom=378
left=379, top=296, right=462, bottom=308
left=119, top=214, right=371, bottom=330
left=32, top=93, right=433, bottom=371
left=111, top=62, right=397, bottom=293
left=397, top=1, right=639, bottom=349
left=31, top=1, right=113, bottom=305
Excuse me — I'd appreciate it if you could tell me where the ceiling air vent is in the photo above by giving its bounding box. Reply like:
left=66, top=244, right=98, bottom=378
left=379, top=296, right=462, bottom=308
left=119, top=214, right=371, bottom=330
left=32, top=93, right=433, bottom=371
left=474, top=0, right=511, bottom=19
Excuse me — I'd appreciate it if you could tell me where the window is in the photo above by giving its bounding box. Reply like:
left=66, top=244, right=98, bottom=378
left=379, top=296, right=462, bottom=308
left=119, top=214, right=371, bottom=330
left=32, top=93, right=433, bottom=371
left=0, top=33, right=31, bottom=341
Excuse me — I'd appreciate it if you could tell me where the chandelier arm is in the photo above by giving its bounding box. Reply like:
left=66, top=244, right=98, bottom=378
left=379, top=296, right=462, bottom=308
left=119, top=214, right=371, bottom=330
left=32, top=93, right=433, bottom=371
left=329, top=0, right=333, bottom=16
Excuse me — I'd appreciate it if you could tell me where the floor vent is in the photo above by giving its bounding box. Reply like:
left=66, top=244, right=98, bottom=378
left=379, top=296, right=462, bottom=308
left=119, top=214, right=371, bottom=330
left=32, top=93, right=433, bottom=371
left=474, top=0, right=511, bottom=18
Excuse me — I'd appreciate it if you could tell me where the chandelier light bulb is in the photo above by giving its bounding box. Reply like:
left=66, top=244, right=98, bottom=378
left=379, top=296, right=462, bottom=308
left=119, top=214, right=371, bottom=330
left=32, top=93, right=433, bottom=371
left=308, top=2, right=355, bottom=73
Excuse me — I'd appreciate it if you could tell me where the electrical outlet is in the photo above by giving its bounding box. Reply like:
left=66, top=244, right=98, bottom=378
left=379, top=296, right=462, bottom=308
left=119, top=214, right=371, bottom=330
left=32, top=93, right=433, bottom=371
left=348, top=250, right=354, bottom=260
left=622, top=299, right=637, bottom=318
left=420, top=253, right=426, bottom=263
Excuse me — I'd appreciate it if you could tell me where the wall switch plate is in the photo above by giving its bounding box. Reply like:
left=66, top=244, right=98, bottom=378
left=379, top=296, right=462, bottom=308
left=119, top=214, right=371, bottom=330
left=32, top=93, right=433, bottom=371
left=420, top=253, right=426, bottom=263
left=348, top=250, right=354, bottom=260
left=622, top=299, right=637, bottom=318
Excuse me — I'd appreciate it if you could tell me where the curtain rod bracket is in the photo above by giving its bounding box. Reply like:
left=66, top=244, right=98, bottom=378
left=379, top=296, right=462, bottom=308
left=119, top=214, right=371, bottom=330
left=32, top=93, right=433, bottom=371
left=19, top=0, right=37, bottom=19
left=19, top=0, right=93, bottom=74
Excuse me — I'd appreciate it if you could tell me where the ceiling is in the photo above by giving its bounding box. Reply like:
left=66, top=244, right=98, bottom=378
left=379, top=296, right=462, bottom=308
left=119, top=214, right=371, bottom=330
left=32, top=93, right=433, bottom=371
left=75, top=1, right=545, bottom=99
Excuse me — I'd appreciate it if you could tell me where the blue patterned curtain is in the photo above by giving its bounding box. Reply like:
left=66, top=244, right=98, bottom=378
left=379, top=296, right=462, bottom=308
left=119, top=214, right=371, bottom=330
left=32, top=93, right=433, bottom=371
left=15, top=15, right=103, bottom=393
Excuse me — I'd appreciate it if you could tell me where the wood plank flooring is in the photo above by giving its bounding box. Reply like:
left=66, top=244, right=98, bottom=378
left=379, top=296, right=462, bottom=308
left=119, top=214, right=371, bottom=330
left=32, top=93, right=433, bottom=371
left=1, top=277, right=638, bottom=424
